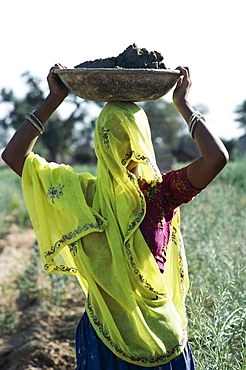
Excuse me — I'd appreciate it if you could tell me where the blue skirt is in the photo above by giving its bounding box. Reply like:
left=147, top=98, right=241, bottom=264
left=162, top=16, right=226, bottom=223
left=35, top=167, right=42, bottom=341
left=76, top=311, right=196, bottom=370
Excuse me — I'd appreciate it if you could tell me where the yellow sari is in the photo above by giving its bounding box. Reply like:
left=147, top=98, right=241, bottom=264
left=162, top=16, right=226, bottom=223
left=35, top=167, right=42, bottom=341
left=22, top=102, right=189, bottom=366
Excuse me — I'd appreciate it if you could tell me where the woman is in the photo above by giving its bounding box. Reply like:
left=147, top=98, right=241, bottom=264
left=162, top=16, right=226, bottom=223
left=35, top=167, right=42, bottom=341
left=2, top=64, right=229, bottom=369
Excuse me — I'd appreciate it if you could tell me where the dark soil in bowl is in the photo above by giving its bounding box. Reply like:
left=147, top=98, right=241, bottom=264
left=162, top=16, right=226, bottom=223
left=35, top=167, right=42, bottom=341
left=74, top=44, right=167, bottom=70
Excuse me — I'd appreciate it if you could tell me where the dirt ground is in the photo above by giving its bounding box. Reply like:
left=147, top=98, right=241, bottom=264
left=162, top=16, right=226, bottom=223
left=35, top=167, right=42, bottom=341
left=0, top=225, right=84, bottom=370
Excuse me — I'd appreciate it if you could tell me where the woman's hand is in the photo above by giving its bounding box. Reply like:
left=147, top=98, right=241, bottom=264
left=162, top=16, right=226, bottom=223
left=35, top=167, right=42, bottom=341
left=172, top=66, right=194, bottom=123
left=172, top=66, right=192, bottom=107
left=47, top=63, right=69, bottom=99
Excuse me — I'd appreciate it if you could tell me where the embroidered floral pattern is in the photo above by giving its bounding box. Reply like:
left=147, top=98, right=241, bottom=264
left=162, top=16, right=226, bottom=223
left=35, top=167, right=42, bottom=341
left=123, top=171, right=161, bottom=296
left=124, top=170, right=146, bottom=236
left=53, top=264, right=78, bottom=273
left=147, top=184, right=159, bottom=199
left=178, top=237, right=186, bottom=298
left=171, top=175, right=190, bottom=193
left=171, top=226, right=178, bottom=246
left=171, top=222, right=186, bottom=297
left=121, top=151, right=161, bottom=182
left=86, top=297, right=185, bottom=365
left=128, top=173, right=147, bottom=234
left=125, top=197, right=145, bottom=235
left=44, top=215, right=105, bottom=259
left=69, top=241, right=77, bottom=256
left=44, top=263, right=78, bottom=273
left=47, top=183, right=65, bottom=203
left=101, top=127, right=110, bottom=147
left=179, top=254, right=185, bottom=293
left=125, top=242, right=159, bottom=295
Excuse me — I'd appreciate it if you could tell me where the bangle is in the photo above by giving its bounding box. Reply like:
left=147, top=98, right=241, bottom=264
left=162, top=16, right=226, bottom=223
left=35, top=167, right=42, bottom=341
left=25, top=113, right=45, bottom=134
left=188, top=111, right=205, bottom=138
left=29, top=112, right=45, bottom=133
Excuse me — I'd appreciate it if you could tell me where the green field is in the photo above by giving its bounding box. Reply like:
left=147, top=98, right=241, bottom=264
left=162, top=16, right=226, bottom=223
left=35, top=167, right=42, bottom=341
left=181, top=160, right=246, bottom=369
left=0, top=160, right=245, bottom=369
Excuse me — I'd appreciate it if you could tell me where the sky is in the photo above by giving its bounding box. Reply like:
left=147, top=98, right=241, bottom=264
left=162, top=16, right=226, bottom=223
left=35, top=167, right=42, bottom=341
left=1, top=0, right=246, bottom=140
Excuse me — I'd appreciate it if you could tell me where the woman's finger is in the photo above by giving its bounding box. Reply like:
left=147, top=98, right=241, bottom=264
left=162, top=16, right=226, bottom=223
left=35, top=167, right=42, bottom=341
left=49, top=63, right=67, bottom=73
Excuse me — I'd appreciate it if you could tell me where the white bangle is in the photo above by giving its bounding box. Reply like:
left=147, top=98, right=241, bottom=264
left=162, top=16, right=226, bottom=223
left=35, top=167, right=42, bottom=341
left=25, top=113, right=45, bottom=134
left=29, top=112, right=45, bottom=133
left=188, top=111, right=205, bottom=138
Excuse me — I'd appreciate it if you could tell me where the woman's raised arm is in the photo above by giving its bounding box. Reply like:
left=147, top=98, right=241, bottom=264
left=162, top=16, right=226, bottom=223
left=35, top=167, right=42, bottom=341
left=1, top=64, right=69, bottom=177
left=173, top=66, right=229, bottom=189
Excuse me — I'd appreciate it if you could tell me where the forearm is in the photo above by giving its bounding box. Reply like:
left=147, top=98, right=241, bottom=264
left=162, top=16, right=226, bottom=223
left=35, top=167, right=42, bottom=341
left=176, top=99, right=228, bottom=162
left=172, top=66, right=229, bottom=188
left=175, top=99, right=229, bottom=189
left=2, top=93, right=65, bottom=177
left=174, top=98, right=194, bottom=123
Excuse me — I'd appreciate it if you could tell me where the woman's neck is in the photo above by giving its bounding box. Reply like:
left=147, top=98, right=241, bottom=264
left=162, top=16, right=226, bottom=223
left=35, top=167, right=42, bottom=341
left=126, top=160, right=140, bottom=179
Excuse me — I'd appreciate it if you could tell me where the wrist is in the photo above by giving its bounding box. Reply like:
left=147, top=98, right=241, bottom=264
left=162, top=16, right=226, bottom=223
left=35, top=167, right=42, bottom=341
left=174, top=99, right=194, bottom=123
left=47, top=91, right=67, bottom=105
left=32, top=93, right=66, bottom=126
left=173, top=98, right=190, bottom=110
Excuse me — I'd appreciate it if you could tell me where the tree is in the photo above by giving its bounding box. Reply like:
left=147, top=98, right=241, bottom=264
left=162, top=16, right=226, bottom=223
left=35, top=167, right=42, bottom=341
left=0, top=72, right=101, bottom=164
left=235, top=100, right=246, bottom=133
left=140, top=99, right=186, bottom=170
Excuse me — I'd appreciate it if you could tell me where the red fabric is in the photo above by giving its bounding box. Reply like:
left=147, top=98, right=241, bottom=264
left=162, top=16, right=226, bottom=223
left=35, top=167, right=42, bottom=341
left=139, top=166, right=201, bottom=272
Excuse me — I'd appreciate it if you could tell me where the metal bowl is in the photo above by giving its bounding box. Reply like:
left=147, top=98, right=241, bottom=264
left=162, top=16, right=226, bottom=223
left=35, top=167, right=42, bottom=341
left=54, top=68, right=181, bottom=102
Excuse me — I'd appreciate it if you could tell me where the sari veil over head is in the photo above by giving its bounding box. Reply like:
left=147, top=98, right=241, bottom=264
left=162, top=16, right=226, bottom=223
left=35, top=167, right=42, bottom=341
left=93, top=102, right=162, bottom=241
